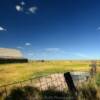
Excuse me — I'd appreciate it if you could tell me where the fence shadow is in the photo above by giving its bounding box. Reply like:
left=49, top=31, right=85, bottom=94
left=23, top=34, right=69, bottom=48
left=4, top=86, right=71, bottom=100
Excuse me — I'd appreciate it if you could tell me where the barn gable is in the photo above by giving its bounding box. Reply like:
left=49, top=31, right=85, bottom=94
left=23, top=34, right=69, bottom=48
left=0, top=48, right=28, bottom=63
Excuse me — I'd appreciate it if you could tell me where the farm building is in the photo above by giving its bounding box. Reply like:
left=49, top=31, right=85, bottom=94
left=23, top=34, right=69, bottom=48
left=0, top=48, right=28, bottom=63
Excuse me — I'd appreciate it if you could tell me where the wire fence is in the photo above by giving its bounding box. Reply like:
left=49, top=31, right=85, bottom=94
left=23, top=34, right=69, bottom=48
left=0, top=72, right=91, bottom=99
left=0, top=73, right=68, bottom=98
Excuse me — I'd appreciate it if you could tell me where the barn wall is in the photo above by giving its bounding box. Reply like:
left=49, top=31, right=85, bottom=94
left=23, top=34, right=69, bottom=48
left=0, top=58, right=28, bottom=64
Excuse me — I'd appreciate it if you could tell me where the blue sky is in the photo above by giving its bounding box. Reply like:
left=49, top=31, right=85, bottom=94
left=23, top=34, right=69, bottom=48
left=0, top=0, right=100, bottom=60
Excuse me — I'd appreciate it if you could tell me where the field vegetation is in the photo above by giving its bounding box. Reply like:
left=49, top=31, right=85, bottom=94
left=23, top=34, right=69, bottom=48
left=0, top=60, right=100, bottom=86
left=0, top=60, right=100, bottom=100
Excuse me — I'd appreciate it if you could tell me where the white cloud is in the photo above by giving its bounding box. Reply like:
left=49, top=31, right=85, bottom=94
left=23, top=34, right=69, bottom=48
left=44, top=48, right=67, bottom=54
left=25, top=43, right=31, bottom=46
left=28, top=53, right=34, bottom=56
left=15, top=2, right=38, bottom=14
left=16, top=5, right=23, bottom=12
left=17, top=46, right=23, bottom=49
left=25, top=48, right=89, bottom=60
left=0, top=26, right=7, bottom=31
left=97, top=26, right=100, bottom=30
left=45, top=48, right=60, bottom=52
left=20, top=1, right=25, bottom=6
left=73, top=53, right=88, bottom=58
left=45, top=49, right=88, bottom=58
left=28, top=6, right=38, bottom=14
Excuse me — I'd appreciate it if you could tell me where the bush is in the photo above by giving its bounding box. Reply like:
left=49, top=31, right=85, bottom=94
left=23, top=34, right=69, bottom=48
left=78, top=83, right=97, bottom=100
left=5, top=86, right=41, bottom=100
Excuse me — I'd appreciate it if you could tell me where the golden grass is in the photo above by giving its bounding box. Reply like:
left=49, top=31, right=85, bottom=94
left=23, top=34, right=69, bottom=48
left=0, top=60, right=100, bottom=86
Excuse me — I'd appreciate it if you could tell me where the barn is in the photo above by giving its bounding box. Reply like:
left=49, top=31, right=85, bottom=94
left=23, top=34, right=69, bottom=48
left=0, top=48, right=28, bottom=63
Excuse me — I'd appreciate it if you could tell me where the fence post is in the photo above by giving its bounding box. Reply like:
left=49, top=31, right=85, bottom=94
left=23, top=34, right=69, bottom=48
left=64, top=72, right=78, bottom=100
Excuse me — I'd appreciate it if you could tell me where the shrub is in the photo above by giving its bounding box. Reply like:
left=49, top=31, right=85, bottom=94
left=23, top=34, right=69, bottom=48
left=78, top=83, right=97, bottom=100
left=5, top=86, right=41, bottom=100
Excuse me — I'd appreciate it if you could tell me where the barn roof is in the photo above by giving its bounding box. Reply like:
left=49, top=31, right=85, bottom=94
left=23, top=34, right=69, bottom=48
left=0, top=48, right=23, bottom=58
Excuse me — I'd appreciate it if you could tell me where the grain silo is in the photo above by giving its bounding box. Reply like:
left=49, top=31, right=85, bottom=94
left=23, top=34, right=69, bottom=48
left=0, top=48, right=28, bottom=63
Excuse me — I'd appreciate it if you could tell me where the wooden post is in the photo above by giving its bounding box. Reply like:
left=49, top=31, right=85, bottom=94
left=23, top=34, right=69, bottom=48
left=64, top=72, right=77, bottom=99
left=89, top=61, right=97, bottom=77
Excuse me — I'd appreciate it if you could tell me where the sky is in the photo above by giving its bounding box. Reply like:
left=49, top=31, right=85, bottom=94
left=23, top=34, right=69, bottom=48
left=0, top=0, right=100, bottom=60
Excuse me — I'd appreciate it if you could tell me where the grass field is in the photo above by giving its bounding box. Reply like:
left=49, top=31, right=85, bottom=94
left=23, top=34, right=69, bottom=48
left=0, top=60, right=100, bottom=86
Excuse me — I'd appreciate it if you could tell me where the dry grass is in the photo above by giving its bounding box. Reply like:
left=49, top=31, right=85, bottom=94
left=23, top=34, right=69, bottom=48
left=3, top=81, right=100, bottom=100
left=0, top=60, right=100, bottom=86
